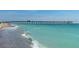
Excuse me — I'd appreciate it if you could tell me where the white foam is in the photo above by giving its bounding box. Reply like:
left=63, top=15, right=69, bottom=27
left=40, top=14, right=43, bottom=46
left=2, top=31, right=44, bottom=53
left=22, top=34, right=39, bottom=48
left=22, top=33, right=32, bottom=39
left=1, top=25, right=18, bottom=30
left=21, top=33, right=46, bottom=48
left=32, top=40, right=46, bottom=48
left=32, top=40, right=42, bottom=48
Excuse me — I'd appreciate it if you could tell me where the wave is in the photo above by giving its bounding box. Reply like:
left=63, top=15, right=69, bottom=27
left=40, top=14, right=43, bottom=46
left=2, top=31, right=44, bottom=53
left=17, top=24, right=46, bottom=48
left=32, top=40, right=46, bottom=48
left=21, top=32, right=46, bottom=48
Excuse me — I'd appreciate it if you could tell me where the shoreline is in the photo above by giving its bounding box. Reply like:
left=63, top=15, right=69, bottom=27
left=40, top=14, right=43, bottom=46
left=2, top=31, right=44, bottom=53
left=0, top=24, right=37, bottom=48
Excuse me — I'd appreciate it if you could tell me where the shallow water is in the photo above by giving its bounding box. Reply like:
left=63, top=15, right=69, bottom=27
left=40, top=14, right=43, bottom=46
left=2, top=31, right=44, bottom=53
left=17, top=24, right=79, bottom=48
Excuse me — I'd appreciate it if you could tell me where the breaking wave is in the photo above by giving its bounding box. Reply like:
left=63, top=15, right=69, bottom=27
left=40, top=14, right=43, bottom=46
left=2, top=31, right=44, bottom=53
left=32, top=40, right=46, bottom=48
left=22, top=32, right=46, bottom=48
left=18, top=24, right=46, bottom=48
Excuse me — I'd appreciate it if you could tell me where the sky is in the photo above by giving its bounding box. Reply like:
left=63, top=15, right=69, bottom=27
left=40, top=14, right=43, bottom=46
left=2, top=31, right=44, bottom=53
left=0, top=10, right=79, bottom=21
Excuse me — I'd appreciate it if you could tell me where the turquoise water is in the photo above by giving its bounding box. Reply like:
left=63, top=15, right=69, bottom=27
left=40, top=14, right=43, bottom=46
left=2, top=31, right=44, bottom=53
left=17, top=24, right=79, bottom=48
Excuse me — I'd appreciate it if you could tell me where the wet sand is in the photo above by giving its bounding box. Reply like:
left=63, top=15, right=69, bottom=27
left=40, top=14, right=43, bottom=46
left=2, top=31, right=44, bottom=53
left=0, top=27, right=33, bottom=48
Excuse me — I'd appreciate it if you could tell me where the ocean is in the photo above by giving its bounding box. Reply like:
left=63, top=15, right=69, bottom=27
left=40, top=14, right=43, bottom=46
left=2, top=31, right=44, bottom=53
left=16, top=24, right=79, bottom=48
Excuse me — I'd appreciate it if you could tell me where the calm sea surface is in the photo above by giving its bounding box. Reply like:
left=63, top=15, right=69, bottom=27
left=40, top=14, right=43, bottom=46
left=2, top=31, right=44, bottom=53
left=16, top=24, right=79, bottom=48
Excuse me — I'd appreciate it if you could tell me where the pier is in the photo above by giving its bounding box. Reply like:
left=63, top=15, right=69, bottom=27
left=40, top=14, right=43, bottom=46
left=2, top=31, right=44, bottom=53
left=0, top=21, right=73, bottom=25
